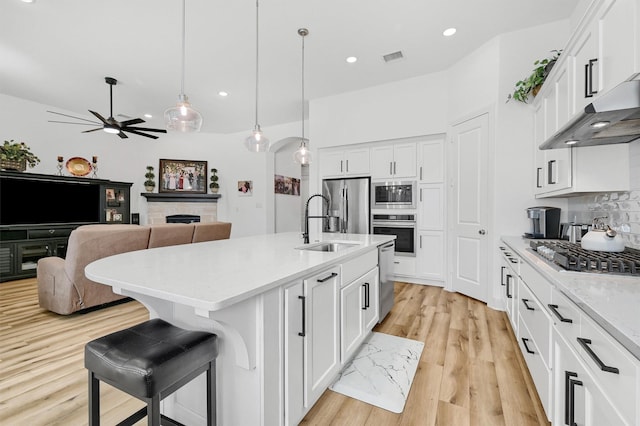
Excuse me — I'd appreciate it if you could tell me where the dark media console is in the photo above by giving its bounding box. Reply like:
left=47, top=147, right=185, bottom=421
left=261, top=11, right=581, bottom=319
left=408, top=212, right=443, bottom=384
left=0, top=171, right=132, bottom=282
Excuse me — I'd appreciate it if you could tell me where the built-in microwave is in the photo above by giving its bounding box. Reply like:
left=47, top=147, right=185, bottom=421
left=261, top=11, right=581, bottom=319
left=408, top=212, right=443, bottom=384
left=372, top=181, right=416, bottom=209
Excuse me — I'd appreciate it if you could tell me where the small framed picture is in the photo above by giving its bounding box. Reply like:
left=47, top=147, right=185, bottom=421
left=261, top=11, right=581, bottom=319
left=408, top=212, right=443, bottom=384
left=238, top=180, right=253, bottom=196
left=159, top=159, right=208, bottom=194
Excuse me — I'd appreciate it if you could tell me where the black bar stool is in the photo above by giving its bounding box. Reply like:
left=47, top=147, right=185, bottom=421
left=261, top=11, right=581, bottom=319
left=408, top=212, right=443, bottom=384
left=85, top=318, right=218, bottom=426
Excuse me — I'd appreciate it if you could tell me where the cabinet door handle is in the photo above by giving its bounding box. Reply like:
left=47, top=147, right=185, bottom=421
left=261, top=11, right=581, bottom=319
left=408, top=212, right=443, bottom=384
left=547, top=160, right=556, bottom=185
left=521, top=298, right=535, bottom=311
left=362, top=282, right=370, bottom=309
left=420, top=188, right=422, bottom=202
left=393, top=161, right=397, bottom=175
left=390, top=162, right=393, bottom=175
left=346, top=159, right=349, bottom=172
left=420, top=166, right=423, bottom=181
left=536, top=167, right=542, bottom=188
left=419, top=235, right=422, bottom=249
left=577, top=337, right=619, bottom=374
left=500, top=266, right=506, bottom=286
left=548, top=304, right=573, bottom=323
left=317, top=272, right=338, bottom=283
left=565, top=371, right=578, bottom=425
left=340, top=160, right=343, bottom=173
left=568, top=376, right=583, bottom=426
left=521, top=337, right=535, bottom=354
left=297, top=295, right=306, bottom=337
left=585, top=58, right=598, bottom=97
left=506, top=275, right=513, bottom=299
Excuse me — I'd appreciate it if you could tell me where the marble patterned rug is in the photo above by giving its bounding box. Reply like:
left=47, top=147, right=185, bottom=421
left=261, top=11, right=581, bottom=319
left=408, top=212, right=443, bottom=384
left=329, top=332, right=424, bottom=413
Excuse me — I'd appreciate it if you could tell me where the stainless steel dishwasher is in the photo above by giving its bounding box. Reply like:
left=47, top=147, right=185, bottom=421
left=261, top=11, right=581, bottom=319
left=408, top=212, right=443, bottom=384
left=378, top=241, right=395, bottom=322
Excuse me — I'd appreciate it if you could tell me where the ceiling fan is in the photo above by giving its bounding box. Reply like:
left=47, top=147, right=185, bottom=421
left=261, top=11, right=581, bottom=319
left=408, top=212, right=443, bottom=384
left=47, top=77, right=167, bottom=139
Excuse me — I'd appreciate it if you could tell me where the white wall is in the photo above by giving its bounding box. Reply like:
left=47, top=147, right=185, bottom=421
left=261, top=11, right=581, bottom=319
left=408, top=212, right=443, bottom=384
left=0, top=93, right=300, bottom=238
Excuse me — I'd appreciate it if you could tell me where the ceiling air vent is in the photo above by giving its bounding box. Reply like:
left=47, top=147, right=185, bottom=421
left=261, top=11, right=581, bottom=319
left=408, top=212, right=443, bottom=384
left=383, top=51, right=404, bottom=62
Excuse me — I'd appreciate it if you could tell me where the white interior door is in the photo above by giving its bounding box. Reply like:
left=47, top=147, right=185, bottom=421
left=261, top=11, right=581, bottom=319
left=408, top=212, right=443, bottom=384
left=448, top=113, right=489, bottom=302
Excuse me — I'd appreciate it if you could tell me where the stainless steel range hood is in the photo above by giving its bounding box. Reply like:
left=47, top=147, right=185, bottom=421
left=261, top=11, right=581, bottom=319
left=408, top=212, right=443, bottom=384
left=539, top=73, right=640, bottom=150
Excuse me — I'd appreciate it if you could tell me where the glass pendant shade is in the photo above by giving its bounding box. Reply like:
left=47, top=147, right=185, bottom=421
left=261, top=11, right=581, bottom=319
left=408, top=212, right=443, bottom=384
left=293, top=140, right=312, bottom=165
left=165, top=0, right=202, bottom=132
left=245, top=126, right=270, bottom=152
left=165, top=94, right=203, bottom=132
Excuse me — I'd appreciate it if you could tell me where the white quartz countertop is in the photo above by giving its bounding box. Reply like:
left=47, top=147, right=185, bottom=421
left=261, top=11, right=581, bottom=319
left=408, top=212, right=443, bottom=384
left=501, top=236, right=640, bottom=361
left=85, top=232, right=394, bottom=313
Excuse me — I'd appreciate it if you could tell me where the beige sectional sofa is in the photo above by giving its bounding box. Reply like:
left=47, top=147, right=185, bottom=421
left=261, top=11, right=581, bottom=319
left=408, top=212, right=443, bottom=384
left=37, top=221, right=232, bottom=315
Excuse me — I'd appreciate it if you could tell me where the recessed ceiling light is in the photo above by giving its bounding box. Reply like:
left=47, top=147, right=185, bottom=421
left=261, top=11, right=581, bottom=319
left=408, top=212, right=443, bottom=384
left=565, top=140, right=578, bottom=145
left=443, top=28, right=457, bottom=37
left=21, top=0, right=35, bottom=3
left=218, top=91, right=228, bottom=97
left=144, top=113, right=153, bottom=119
left=591, top=121, right=610, bottom=128
left=346, top=56, right=357, bottom=64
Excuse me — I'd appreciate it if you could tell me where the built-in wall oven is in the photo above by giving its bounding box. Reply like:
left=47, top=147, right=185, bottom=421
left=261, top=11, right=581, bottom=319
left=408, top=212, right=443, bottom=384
left=372, top=214, right=416, bottom=256
left=372, top=181, right=416, bottom=209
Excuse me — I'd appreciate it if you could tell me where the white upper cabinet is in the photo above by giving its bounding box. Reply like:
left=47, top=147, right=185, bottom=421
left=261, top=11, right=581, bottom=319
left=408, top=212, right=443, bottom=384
left=532, top=0, right=635, bottom=197
left=319, top=147, right=370, bottom=178
left=418, top=138, right=445, bottom=183
left=571, top=0, right=638, bottom=114
left=371, top=142, right=416, bottom=179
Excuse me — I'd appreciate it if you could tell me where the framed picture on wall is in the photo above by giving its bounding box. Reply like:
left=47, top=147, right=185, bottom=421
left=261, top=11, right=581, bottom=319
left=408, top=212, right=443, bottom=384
left=159, top=159, right=208, bottom=194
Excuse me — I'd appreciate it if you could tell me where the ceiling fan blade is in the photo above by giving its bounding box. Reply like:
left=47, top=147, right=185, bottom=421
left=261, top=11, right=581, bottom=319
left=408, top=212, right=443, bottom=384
left=125, top=127, right=168, bottom=133
left=120, top=118, right=145, bottom=126
left=48, top=120, right=101, bottom=126
left=118, top=131, right=129, bottom=139
left=123, top=129, right=160, bottom=139
left=88, top=110, right=109, bottom=124
left=46, top=110, right=100, bottom=124
left=81, top=127, right=104, bottom=133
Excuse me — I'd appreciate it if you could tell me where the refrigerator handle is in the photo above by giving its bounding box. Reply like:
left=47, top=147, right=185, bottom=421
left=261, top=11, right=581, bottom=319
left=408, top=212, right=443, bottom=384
left=343, top=187, right=349, bottom=232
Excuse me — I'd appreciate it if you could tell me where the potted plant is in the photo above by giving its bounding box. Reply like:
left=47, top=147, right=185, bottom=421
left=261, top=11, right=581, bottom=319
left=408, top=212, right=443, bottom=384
left=507, top=50, right=562, bottom=103
left=144, top=166, right=155, bottom=192
left=209, top=168, right=219, bottom=193
left=1, top=140, right=41, bottom=171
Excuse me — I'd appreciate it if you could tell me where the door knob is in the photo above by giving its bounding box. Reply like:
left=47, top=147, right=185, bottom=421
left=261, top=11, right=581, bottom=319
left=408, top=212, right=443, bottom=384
left=478, top=229, right=486, bottom=235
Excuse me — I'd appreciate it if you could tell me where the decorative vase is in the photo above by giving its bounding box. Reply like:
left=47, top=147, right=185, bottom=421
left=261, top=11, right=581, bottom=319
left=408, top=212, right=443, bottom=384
left=211, top=187, right=219, bottom=194
left=1, top=159, right=26, bottom=172
left=145, top=185, right=155, bottom=192
left=532, top=84, right=542, bottom=97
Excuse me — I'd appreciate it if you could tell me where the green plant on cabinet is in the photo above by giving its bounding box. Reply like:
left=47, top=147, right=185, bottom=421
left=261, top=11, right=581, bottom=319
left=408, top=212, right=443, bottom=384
left=507, top=50, right=561, bottom=103
left=1, top=140, right=41, bottom=171
left=144, top=166, right=155, bottom=192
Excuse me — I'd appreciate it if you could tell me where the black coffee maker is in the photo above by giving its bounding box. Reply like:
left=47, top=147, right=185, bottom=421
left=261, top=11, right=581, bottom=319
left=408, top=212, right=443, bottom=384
left=525, top=207, right=561, bottom=239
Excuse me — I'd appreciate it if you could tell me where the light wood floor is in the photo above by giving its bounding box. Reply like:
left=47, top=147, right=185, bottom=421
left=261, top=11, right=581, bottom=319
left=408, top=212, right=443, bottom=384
left=0, top=279, right=548, bottom=426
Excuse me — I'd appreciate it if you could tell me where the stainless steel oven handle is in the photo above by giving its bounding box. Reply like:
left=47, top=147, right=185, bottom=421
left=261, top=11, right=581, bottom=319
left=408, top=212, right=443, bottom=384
left=372, top=221, right=416, bottom=228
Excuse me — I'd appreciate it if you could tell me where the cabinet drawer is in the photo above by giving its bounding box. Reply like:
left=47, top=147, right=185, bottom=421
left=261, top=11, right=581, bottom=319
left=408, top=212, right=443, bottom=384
left=341, top=249, right=377, bottom=287
left=392, top=256, right=415, bottom=276
left=577, top=314, right=638, bottom=424
left=28, top=227, right=74, bottom=239
left=548, top=287, right=581, bottom=345
left=518, top=260, right=551, bottom=307
left=518, top=317, right=551, bottom=420
left=518, top=282, right=552, bottom=368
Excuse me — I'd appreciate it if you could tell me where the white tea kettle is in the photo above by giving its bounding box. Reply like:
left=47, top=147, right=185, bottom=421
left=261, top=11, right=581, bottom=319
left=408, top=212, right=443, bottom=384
left=580, top=217, right=625, bottom=252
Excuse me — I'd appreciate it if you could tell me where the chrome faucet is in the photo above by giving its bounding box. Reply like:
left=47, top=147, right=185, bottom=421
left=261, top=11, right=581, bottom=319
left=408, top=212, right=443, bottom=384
left=303, top=194, right=329, bottom=244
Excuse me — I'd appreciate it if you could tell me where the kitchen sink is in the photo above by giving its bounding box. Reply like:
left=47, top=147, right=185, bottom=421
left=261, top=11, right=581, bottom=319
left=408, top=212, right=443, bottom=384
left=296, top=242, right=360, bottom=252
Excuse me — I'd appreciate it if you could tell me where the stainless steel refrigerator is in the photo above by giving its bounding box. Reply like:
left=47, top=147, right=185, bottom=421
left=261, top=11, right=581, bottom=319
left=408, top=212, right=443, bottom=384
left=322, top=177, right=370, bottom=234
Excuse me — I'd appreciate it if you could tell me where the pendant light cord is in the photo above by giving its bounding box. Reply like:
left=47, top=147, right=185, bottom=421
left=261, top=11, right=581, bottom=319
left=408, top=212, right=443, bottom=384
left=254, top=0, right=260, bottom=128
left=180, top=0, right=186, bottom=96
left=301, top=31, right=305, bottom=142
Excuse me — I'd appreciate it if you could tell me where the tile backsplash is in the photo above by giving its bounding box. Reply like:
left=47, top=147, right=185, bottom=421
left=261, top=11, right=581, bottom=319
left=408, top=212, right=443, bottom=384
left=567, top=141, right=640, bottom=249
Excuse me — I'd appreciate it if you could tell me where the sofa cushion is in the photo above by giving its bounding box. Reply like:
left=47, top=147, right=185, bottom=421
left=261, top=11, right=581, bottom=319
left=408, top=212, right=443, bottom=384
left=191, top=221, right=232, bottom=243
left=147, top=223, right=195, bottom=248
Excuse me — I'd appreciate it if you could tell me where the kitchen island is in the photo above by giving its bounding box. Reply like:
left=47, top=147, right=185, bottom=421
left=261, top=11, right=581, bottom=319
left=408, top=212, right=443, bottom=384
left=85, top=232, right=394, bottom=426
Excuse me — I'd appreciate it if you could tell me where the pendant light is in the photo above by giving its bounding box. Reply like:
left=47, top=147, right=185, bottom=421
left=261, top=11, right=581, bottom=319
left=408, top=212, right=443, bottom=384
left=245, top=0, right=270, bottom=152
left=294, top=28, right=312, bottom=165
left=164, top=0, right=203, bottom=132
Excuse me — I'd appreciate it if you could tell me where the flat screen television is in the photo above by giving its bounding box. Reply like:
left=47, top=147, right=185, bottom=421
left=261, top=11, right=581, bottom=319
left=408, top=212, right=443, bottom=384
left=0, top=176, right=101, bottom=226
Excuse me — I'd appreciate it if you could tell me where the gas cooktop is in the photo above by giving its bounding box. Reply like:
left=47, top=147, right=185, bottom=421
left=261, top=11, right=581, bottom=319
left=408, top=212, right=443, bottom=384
left=530, top=240, right=640, bottom=276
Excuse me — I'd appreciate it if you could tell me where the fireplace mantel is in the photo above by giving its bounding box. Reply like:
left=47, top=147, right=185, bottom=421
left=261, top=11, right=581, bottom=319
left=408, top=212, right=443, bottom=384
left=141, top=193, right=221, bottom=203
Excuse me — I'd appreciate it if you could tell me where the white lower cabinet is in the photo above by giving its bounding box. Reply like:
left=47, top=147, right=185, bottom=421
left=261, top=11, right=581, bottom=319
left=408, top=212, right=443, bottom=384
left=340, top=268, right=379, bottom=362
left=553, top=328, right=627, bottom=426
left=303, top=267, right=341, bottom=407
